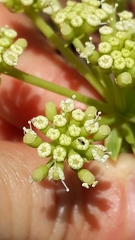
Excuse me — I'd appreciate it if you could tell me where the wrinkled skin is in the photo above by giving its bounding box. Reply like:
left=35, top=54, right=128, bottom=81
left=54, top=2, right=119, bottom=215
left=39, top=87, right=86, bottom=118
left=0, top=4, right=135, bottom=240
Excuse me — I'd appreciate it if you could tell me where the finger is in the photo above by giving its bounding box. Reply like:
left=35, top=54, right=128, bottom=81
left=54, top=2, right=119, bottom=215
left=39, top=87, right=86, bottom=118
left=0, top=141, right=135, bottom=239
left=0, top=4, right=100, bottom=130
left=0, top=117, right=22, bottom=141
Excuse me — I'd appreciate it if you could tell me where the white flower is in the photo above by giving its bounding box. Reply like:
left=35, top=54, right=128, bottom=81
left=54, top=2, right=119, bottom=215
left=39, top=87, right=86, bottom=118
left=60, top=98, right=74, bottom=113
left=98, top=54, right=113, bottom=69
left=92, top=145, right=110, bottom=163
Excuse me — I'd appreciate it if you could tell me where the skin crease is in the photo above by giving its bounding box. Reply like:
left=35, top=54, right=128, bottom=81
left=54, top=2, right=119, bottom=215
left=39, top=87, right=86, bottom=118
left=0, top=3, right=135, bottom=240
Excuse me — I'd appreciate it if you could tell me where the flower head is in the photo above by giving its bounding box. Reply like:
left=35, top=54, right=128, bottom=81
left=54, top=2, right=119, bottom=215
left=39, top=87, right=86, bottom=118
left=23, top=98, right=110, bottom=191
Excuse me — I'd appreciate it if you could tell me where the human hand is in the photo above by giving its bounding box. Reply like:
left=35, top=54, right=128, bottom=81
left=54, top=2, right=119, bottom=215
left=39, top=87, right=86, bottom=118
left=0, top=4, right=135, bottom=240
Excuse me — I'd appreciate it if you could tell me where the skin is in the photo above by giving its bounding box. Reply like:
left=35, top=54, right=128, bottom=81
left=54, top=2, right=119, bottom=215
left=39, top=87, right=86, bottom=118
left=0, top=4, right=135, bottom=240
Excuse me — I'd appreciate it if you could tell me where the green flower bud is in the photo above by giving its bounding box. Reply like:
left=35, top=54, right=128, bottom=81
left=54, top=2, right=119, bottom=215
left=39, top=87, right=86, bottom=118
left=115, top=72, right=132, bottom=87
left=10, top=38, right=27, bottom=56
left=108, top=37, right=120, bottom=51
left=121, top=48, right=130, bottom=58
left=125, top=39, right=135, bottom=50
left=53, top=114, right=67, bottom=127
left=95, top=8, right=108, bottom=21
left=84, top=119, right=99, bottom=134
left=118, top=11, right=133, bottom=20
left=46, top=128, right=60, bottom=140
left=67, top=11, right=76, bottom=20
left=68, top=124, right=81, bottom=137
left=53, top=145, right=67, bottom=162
left=53, top=114, right=67, bottom=133
left=111, top=50, right=122, bottom=60
left=77, top=169, right=97, bottom=188
left=93, top=125, right=111, bottom=141
left=114, top=57, right=126, bottom=70
left=102, top=2, right=115, bottom=15
left=37, top=142, right=53, bottom=157
left=125, top=58, right=134, bottom=69
left=59, top=134, right=71, bottom=146
left=20, top=0, right=34, bottom=6
left=3, top=28, right=17, bottom=39
left=10, top=44, right=23, bottom=56
left=98, top=54, right=113, bottom=69
left=70, top=15, right=83, bottom=28
left=72, top=137, right=89, bottom=151
left=84, top=106, right=97, bottom=120
left=115, top=31, right=127, bottom=49
left=86, top=14, right=101, bottom=27
left=98, top=42, right=112, bottom=54
left=88, top=0, right=100, bottom=8
left=60, top=98, right=74, bottom=113
left=68, top=151, right=84, bottom=170
left=32, top=165, right=48, bottom=182
left=23, top=129, right=43, bottom=148
left=99, top=26, right=113, bottom=42
left=31, top=115, right=49, bottom=129
left=45, top=101, right=57, bottom=122
left=3, top=50, right=18, bottom=66
left=60, top=23, right=75, bottom=41
left=54, top=11, right=66, bottom=24
left=72, top=109, right=85, bottom=122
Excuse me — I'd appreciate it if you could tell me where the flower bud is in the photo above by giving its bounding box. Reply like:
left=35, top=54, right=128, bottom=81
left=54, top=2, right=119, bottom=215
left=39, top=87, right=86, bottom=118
left=77, top=169, right=96, bottom=187
left=93, top=125, right=111, bottom=141
left=32, top=165, right=48, bottom=182
left=23, top=130, right=43, bottom=148
left=45, top=101, right=57, bottom=122
left=115, top=72, right=132, bottom=87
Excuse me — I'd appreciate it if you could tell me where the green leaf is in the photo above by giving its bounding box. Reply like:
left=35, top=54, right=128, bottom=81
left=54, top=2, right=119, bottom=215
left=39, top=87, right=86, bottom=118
left=122, top=123, right=135, bottom=144
left=131, top=143, right=135, bottom=154
left=105, top=127, right=122, bottom=161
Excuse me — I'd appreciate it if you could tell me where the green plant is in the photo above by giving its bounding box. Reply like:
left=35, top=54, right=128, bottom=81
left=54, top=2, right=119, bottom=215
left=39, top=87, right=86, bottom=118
left=0, top=0, right=135, bottom=190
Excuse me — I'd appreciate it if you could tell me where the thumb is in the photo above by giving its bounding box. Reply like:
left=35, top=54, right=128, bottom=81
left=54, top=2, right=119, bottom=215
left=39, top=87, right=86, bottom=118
left=0, top=141, right=135, bottom=239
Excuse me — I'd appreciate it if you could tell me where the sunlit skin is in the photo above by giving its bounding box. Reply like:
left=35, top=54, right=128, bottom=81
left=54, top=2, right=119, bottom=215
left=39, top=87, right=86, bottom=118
left=0, top=4, right=135, bottom=240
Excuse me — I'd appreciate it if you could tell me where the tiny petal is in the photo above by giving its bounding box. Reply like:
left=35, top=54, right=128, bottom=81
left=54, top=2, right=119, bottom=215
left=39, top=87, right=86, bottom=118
left=59, top=134, right=71, bottom=146
left=48, top=165, right=65, bottom=180
left=68, top=124, right=81, bottom=137
left=32, top=115, right=48, bottom=129
left=53, top=114, right=67, bottom=127
left=92, top=145, right=110, bottom=163
left=4, top=28, right=17, bottom=38
left=53, top=145, right=67, bottom=162
left=46, top=128, right=60, bottom=140
left=84, top=119, right=99, bottom=134
left=37, top=142, right=52, bottom=157
left=3, top=50, right=18, bottom=66
left=20, top=0, right=34, bottom=6
left=68, top=153, right=83, bottom=170
left=60, top=98, right=74, bottom=113
left=72, top=109, right=85, bottom=121
left=98, top=54, right=113, bottom=69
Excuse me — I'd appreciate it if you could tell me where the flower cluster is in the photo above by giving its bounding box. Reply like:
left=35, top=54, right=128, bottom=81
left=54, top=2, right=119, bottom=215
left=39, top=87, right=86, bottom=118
left=52, top=0, right=116, bottom=41
left=0, top=26, right=27, bottom=71
left=0, top=0, right=59, bottom=13
left=23, top=97, right=111, bottom=191
left=1, top=1, right=135, bottom=159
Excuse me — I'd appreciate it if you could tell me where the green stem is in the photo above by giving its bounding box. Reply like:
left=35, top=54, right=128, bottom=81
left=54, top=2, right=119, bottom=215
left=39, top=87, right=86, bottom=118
left=72, top=38, right=106, bottom=96
left=25, top=9, right=107, bottom=99
left=5, top=67, right=110, bottom=111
